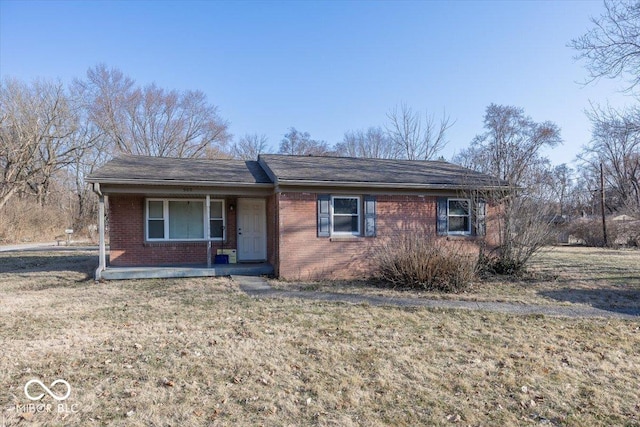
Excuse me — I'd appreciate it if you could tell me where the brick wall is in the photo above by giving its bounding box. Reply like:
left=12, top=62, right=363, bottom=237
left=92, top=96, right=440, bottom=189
left=277, top=193, right=499, bottom=280
left=108, top=193, right=501, bottom=276
left=108, top=195, right=238, bottom=267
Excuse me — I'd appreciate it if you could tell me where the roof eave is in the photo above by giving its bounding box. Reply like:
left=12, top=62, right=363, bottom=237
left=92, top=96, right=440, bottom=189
left=276, top=179, right=510, bottom=191
left=86, top=177, right=274, bottom=188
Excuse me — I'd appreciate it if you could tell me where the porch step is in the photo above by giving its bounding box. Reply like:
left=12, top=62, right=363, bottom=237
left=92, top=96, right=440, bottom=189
left=100, top=263, right=274, bottom=281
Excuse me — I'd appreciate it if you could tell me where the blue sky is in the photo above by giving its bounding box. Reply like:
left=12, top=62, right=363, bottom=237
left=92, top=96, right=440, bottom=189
left=0, top=0, right=633, bottom=166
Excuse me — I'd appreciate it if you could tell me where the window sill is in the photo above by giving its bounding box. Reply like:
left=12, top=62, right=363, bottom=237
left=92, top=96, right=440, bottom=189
left=144, top=240, right=225, bottom=247
left=445, top=235, right=480, bottom=241
left=330, top=236, right=366, bottom=242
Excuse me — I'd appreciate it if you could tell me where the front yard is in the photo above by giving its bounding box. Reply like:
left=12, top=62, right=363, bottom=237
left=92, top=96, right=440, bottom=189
left=273, top=246, right=640, bottom=311
left=0, top=247, right=638, bottom=426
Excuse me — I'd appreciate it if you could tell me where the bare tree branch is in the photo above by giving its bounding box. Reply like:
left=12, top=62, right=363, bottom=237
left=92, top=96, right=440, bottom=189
left=335, top=127, right=397, bottom=159
left=580, top=103, right=640, bottom=215
left=386, top=103, right=453, bottom=160
left=231, top=133, right=270, bottom=160
left=278, top=127, right=331, bottom=156
left=77, top=64, right=231, bottom=158
left=0, top=78, right=85, bottom=209
left=571, top=0, right=640, bottom=92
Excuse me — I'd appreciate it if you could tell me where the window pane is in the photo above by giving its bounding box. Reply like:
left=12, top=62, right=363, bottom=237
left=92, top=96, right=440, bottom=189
left=148, top=219, right=164, bottom=239
left=334, top=215, right=358, bottom=233
left=210, top=219, right=224, bottom=239
left=449, top=200, right=469, bottom=216
left=210, top=201, right=223, bottom=219
left=449, top=216, right=470, bottom=233
left=148, top=201, right=164, bottom=219
left=169, top=201, right=204, bottom=239
left=334, top=198, right=358, bottom=215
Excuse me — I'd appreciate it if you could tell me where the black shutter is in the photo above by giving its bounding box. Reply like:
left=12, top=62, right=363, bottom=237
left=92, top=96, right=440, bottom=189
left=436, top=197, right=448, bottom=236
left=474, top=199, right=487, bottom=236
left=317, top=194, right=331, bottom=237
left=364, top=195, right=377, bottom=237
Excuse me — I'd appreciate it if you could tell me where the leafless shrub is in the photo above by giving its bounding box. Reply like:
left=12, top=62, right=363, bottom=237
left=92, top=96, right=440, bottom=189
left=567, top=218, right=640, bottom=247
left=0, top=196, right=68, bottom=243
left=373, top=235, right=477, bottom=292
left=455, top=104, right=561, bottom=275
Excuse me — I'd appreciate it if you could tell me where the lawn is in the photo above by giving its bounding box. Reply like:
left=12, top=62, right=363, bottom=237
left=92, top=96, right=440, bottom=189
left=0, top=247, right=639, bottom=426
left=273, top=246, right=640, bottom=310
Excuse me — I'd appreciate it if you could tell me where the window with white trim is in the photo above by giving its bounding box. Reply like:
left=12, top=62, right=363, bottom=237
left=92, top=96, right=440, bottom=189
left=209, top=200, right=225, bottom=239
left=147, top=200, right=165, bottom=239
left=447, top=198, right=471, bottom=235
left=146, top=198, right=225, bottom=241
left=331, top=196, right=361, bottom=236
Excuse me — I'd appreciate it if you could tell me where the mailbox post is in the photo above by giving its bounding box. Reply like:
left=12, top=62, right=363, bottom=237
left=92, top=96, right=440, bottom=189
left=65, top=229, right=73, bottom=246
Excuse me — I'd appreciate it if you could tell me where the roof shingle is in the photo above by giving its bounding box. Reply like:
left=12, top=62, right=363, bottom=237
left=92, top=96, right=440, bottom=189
left=258, top=154, right=507, bottom=188
left=88, top=154, right=508, bottom=190
left=87, top=155, right=272, bottom=185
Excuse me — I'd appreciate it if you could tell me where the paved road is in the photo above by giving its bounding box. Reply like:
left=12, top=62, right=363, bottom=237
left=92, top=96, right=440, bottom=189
left=233, top=275, right=640, bottom=320
left=0, top=242, right=98, bottom=252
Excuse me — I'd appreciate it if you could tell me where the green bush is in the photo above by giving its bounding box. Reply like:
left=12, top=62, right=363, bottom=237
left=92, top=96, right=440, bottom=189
left=373, top=235, right=477, bottom=292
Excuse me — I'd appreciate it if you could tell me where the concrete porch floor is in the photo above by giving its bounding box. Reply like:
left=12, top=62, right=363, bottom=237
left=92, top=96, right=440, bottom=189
left=100, top=262, right=274, bottom=280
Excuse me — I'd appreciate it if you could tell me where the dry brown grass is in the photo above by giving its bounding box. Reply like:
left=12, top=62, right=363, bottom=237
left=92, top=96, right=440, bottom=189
left=274, top=246, right=640, bottom=310
left=0, top=198, right=71, bottom=244
left=1, top=248, right=639, bottom=426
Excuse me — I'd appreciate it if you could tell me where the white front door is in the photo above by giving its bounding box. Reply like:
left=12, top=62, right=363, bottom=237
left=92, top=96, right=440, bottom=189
left=237, top=198, right=267, bottom=261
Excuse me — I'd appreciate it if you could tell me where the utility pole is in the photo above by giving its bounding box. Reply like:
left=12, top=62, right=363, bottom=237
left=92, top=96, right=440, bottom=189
left=600, top=162, right=608, bottom=246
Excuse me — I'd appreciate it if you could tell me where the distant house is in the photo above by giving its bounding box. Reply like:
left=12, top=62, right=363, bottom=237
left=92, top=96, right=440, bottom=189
left=87, top=154, right=509, bottom=280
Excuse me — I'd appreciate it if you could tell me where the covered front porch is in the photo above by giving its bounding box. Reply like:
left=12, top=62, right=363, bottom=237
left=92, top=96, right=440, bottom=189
left=100, top=262, right=274, bottom=280
left=88, top=156, right=278, bottom=281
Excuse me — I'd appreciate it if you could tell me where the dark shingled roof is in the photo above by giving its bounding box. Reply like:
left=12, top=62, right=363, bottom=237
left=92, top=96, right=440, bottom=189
left=87, top=155, right=272, bottom=186
left=258, top=154, right=507, bottom=189
left=88, top=154, right=508, bottom=190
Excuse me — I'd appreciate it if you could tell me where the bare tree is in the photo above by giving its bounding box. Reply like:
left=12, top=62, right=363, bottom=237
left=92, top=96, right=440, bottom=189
left=231, top=133, right=269, bottom=160
left=552, top=164, right=574, bottom=217
left=76, top=64, right=231, bottom=158
left=571, top=2, right=640, bottom=216
left=65, top=106, right=108, bottom=228
left=278, top=127, right=331, bottom=156
left=0, top=78, right=82, bottom=210
left=73, top=65, right=135, bottom=153
left=455, top=104, right=562, bottom=272
left=386, top=104, right=453, bottom=160
left=334, top=127, right=396, bottom=159
left=580, top=104, right=640, bottom=215
left=457, top=104, right=561, bottom=187
left=571, top=0, right=640, bottom=92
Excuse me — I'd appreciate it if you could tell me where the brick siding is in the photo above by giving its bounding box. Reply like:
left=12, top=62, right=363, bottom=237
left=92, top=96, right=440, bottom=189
left=108, top=192, right=500, bottom=278
left=108, top=195, right=238, bottom=267
left=277, top=193, right=500, bottom=280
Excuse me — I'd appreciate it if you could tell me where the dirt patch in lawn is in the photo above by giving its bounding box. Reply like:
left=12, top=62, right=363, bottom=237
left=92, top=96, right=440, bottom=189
left=0, top=250, right=639, bottom=425
left=272, top=246, right=640, bottom=311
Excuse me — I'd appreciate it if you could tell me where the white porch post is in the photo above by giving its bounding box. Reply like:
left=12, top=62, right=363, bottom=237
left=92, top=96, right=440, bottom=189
left=96, top=192, right=106, bottom=281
